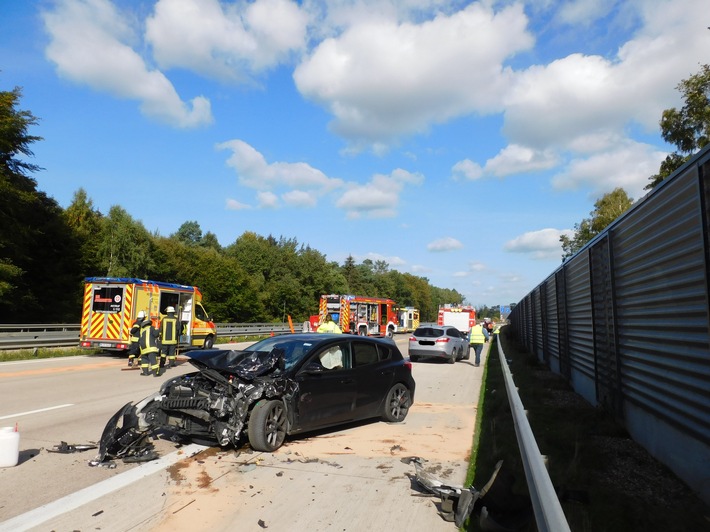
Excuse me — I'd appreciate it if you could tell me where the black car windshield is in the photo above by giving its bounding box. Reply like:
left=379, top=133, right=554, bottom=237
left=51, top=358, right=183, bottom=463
left=243, top=336, right=317, bottom=370
left=412, top=327, right=443, bottom=338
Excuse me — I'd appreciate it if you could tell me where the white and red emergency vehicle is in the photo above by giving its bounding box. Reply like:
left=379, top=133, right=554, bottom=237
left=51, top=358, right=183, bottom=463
left=307, top=294, right=399, bottom=337
left=437, top=304, right=476, bottom=332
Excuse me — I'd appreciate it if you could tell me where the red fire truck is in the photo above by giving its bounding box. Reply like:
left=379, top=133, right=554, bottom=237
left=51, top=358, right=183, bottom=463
left=307, top=294, right=399, bottom=337
left=437, top=304, right=476, bottom=332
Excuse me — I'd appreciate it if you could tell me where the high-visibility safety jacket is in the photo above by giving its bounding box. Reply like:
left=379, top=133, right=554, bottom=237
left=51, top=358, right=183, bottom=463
left=129, top=320, right=141, bottom=344
left=160, top=315, right=179, bottom=345
left=317, top=321, right=342, bottom=333
left=469, top=324, right=486, bottom=344
left=139, top=320, right=160, bottom=355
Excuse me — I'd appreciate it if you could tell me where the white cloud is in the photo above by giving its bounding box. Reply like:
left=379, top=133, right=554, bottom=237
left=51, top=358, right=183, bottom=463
left=226, top=198, right=251, bottom=210
left=335, top=168, right=424, bottom=219
left=218, top=139, right=344, bottom=191
left=452, top=159, right=483, bottom=181
left=482, top=144, right=560, bottom=177
left=363, top=252, right=406, bottom=267
left=551, top=140, right=667, bottom=198
left=145, top=0, right=308, bottom=82
left=294, top=2, right=533, bottom=150
left=257, top=191, right=279, bottom=208
left=282, top=190, right=317, bottom=207
left=42, top=0, right=212, bottom=128
left=504, top=228, right=572, bottom=260
left=469, top=261, right=486, bottom=272
left=427, top=237, right=463, bottom=252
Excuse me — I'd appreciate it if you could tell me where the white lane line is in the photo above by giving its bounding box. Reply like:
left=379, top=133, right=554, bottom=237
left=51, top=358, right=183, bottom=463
left=0, top=404, right=74, bottom=420
left=0, top=443, right=208, bottom=532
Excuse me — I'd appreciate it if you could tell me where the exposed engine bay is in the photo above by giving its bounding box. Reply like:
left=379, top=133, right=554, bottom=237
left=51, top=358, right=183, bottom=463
left=91, top=347, right=296, bottom=465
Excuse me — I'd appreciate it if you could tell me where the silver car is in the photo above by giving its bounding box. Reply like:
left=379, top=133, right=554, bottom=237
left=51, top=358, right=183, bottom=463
left=408, top=325, right=470, bottom=363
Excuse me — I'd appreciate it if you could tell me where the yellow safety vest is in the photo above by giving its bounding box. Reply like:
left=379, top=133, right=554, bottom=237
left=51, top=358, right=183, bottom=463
left=469, top=324, right=486, bottom=344
left=140, top=322, right=159, bottom=354
left=161, top=316, right=179, bottom=345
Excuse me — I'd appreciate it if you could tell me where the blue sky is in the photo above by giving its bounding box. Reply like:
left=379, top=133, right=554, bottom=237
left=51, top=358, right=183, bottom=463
left=1, top=0, right=707, bottom=307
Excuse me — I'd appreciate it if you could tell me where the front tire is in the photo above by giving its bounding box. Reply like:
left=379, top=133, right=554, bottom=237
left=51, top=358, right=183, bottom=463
left=203, top=335, right=215, bottom=349
left=382, top=383, right=411, bottom=422
left=248, top=400, right=287, bottom=452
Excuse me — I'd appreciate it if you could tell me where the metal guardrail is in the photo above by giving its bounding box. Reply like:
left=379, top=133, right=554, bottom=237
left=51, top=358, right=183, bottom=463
left=0, top=323, right=294, bottom=351
left=496, top=336, right=571, bottom=532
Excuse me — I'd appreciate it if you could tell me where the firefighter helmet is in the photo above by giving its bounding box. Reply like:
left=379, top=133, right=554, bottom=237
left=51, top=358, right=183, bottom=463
left=137, top=311, right=146, bottom=319
left=166, top=306, right=175, bottom=313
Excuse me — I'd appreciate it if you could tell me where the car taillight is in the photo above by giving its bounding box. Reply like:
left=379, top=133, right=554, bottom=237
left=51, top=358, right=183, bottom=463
left=404, top=360, right=412, bottom=371
left=435, top=337, right=450, bottom=343
left=409, top=337, right=416, bottom=342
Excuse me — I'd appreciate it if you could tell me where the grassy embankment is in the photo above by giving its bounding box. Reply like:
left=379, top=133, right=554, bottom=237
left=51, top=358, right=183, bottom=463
left=464, top=328, right=710, bottom=532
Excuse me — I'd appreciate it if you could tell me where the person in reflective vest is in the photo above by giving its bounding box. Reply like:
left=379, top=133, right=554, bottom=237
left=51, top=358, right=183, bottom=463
left=468, top=323, right=489, bottom=367
left=127, top=310, right=145, bottom=367
left=139, top=315, right=161, bottom=376
left=160, top=306, right=179, bottom=368
left=317, top=314, right=342, bottom=333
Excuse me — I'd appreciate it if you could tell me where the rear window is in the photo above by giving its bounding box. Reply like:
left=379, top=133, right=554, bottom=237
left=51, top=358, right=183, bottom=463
left=413, top=327, right=443, bottom=338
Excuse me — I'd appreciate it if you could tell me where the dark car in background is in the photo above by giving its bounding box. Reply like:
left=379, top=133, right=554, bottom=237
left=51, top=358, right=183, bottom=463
left=408, top=325, right=469, bottom=363
left=95, top=333, right=415, bottom=462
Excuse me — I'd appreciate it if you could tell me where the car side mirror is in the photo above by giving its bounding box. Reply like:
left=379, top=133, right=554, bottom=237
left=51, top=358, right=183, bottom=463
left=302, top=361, right=325, bottom=374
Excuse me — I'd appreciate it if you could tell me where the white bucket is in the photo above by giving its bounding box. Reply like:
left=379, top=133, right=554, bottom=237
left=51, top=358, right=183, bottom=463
left=0, top=426, right=20, bottom=467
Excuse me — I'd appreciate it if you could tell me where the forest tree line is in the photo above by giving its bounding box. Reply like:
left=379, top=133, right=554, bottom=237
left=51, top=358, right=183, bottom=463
left=1, top=87, right=483, bottom=324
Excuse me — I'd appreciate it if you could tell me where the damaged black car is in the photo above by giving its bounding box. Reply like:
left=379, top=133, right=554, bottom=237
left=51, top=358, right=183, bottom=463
left=96, top=333, right=416, bottom=463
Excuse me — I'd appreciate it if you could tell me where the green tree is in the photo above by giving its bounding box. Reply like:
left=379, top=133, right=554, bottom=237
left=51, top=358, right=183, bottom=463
left=0, top=87, right=81, bottom=321
left=560, top=187, right=633, bottom=259
left=646, top=64, right=710, bottom=189
left=64, top=188, right=104, bottom=275
left=97, top=206, right=155, bottom=277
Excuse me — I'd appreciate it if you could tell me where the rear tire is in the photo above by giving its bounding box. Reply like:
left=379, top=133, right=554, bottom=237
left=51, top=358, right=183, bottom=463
left=448, top=351, right=456, bottom=364
left=409, top=354, right=418, bottom=362
left=382, top=383, right=411, bottom=422
left=203, top=336, right=214, bottom=349
left=248, top=400, right=287, bottom=452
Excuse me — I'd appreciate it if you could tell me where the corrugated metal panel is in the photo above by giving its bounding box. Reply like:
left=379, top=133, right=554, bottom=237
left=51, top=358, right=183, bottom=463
left=564, top=250, right=595, bottom=388
left=590, top=234, right=619, bottom=413
left=525, top=295, right=533, bottom=351
left=533, top=286, right=544, bottom=360
left=555, top=269, right=569, bottom=378
left=544, top=276, right=559, bottom=369
left=612, top=165, right=710, bottom=442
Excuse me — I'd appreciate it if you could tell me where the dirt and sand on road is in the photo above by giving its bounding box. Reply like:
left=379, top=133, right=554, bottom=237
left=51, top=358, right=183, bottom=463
left=146, top=345, right=489, bottom=532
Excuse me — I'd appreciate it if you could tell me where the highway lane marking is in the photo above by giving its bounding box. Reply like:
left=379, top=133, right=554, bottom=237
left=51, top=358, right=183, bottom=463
left=0, top=360, right=120, bottom=378
left=0, top=403, right=74, bottom=421
left=0, top=443, right=208, bottom=532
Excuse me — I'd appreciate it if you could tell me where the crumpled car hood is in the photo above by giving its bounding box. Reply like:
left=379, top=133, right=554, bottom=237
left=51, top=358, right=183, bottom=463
left=187, top=348, right=284, bottom=380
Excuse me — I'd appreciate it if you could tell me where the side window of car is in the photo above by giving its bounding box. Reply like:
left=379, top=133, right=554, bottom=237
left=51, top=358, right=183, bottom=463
left=353, top=342, right=379, bottom=367
left=377, top=344, right=391, bottom=361
left=317, top=343, right=351, bottom=370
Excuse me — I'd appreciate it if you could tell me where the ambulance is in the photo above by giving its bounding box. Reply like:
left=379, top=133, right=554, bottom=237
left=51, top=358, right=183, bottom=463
left=79, top=277, right=216, bottom=352
left=396, top=306, right=420, bottom=333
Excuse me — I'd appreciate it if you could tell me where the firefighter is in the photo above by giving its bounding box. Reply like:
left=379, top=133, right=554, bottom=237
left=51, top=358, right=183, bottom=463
left=160, top=306, right=179, bottom=368
left=139, top=314, right=161, bottom=376
left=127, top=310, right=145, bottom=367
left=317, top=314, right=342, bottom=333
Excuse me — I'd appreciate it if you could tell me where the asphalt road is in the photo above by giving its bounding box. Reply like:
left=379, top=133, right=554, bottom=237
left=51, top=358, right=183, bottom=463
left=0, top=337, right=489, bottom=531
